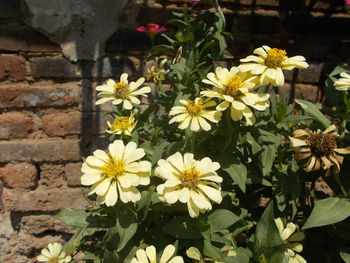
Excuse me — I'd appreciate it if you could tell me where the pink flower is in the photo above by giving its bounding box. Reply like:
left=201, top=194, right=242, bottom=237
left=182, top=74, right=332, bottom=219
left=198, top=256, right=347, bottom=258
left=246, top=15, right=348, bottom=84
left=136, top=23, right=167, bottom=35
left=191, top=0, right=200, bottom=6
left=347, top=0, right=350, bottom=5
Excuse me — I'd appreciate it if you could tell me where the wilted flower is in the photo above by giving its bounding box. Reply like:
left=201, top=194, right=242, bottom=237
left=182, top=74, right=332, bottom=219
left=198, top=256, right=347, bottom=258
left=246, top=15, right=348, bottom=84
left=146, top=57, right=169, bottom=85
left=106, top=111, right=137, bottom=136
left=155, top=152, right=222, bottom=218
left=37, top=242, right=71, bottom=263
left=95, top=73, right=151, bottom=110
left=334, top=72, right=350, bottom=91
left=239, top=45, right=308, bottom=87
left=131, top=244, right=183, bottom=263
left=275, top=218, right=306, bottom=263
left=201, top=66, right=269, bottom=125
left=136, top=23, right=167, bottom=35
left=290, top=125, right=350, bottom=176
left=81, top=140, right=151, bottom=206
left=169, top=98, right=222, bottom=131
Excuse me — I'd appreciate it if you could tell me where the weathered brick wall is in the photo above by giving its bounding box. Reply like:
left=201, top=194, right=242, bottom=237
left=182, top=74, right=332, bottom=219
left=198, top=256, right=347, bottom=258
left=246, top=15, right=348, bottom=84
left=0, top=0, right=349, bottom=262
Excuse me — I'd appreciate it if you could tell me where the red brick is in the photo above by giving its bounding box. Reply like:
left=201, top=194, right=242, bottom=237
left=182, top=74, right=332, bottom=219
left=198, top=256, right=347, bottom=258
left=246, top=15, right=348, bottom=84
left=42, top=112, right=81, bottom=137
left=21, top=215, right=74, bottom=235
left=65, top=163, right=83, bottom=187
left=30, top=57, right=79, bottom=79
left=0, top=163, right=38, bottom=189
left=0, top=25, right=60, bottom=52
left=0, top=112, right=33, bottom=139
left=0, top=82, right=81, bottom=109
left=256, top=0, right=279, bottom=6
left=2, top=186, right=89, bottom=212
left=39, top=164, right=64, bottom=187
left=284, top=63, right=325, bottom=84
left=295, top=83, right=321, bottom=102
left=17, top=231, right=65, bottom=255
left=279, top=83, right=321, bottom=102
left=0, top=139, right=81, bottom=163
left=0, top=55, right=26, bottom=81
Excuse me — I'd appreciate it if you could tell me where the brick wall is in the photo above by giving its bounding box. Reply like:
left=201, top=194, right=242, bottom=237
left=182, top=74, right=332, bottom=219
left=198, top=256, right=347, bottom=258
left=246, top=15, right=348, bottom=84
left=0, top=0, right=349, bottom=262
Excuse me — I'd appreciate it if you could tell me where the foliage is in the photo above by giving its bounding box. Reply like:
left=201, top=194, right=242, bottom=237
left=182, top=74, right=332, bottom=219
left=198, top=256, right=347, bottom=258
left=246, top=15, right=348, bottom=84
left=50, top=1, right=350, bottom=263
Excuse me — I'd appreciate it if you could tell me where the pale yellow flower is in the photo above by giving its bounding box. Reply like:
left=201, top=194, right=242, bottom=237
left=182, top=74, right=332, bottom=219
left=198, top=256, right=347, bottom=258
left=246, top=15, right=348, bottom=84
left=37, top=243, right=71, bottom=263
left=81, top=140, right=151, bottom=206
left=239, top=45, right=308, bottom=87
left=155, top=152, right=222, bottom=218
left=334, top=72, right=350, bottom=91
left=275, top=218, right=306, bottom=263
left=201, top=66, right=269, bottom=125
left=146, top=57, right=169, bottom=85
left=95, top=73, right=151, bottom=110
left=131, top=244, right=184, bottom=263
left=290, top=125, right=350, bottom=176
left=169, top=98, right=222, bottom=131
left=106, top=111, right=137, bottom=136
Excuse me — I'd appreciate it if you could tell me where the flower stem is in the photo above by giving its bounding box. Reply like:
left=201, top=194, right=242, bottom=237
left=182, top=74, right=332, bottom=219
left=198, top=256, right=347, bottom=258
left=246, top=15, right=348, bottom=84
left=333, top=171, right=348, bottom=197
left=191, top=131, right=196, bottom=153
left=221, top=110, right=233, bottom=153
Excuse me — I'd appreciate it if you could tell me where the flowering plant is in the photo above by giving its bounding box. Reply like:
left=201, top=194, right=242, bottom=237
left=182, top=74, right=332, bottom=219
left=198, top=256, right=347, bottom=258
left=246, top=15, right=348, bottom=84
left=45, top=1, right=350, bottom=263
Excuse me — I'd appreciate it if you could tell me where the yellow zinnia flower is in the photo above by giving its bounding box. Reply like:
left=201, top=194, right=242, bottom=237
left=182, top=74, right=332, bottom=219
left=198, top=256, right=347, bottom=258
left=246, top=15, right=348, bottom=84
left=238, top=45, right=308, bottom=87
left=81, top=140, right=151, bottom=206
left=95, top=73, right=151, bottom=110
left=146, top=57, right=169, bottom=85
left=334, top=72, right=350, bottom=91
left=37, top=242, right=71, bottom=263
left=169, top=98, right=222, bottom=131
left=290, top=125, right=350, bottom=176
left=201, top=66, right=269, bottom=125
left=131, top=244, right=184, bottom=263
left=275, top=218, right=306, bottom=263
left=155, top=152, right=222, bottom=218
left=106, top=111, right=137, bottom=136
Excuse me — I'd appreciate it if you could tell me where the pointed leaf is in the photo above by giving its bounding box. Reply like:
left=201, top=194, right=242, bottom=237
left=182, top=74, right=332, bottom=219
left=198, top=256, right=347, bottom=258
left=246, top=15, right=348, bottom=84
left=303, top=197, right=350, bottom=229
left=208, top=209, right=240, bottom=232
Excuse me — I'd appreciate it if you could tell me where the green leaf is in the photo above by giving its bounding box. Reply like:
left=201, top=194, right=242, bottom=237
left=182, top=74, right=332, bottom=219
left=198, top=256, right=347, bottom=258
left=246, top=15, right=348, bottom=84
left=260, top=145, right=276, bottom=176
left=203, top=240, right=227, bottom=263
left=63, top=227, right=86, bottom=254
left=150, top=45, right=175, bottom=55
left=281, top=115, right=310, bottom=124
left=228, top=247, right=251, bottom=263
left=163, top=215, right=202, bottom=239
left=303, top=197, right=350, bottom=229
left=223, top=160, right=247, bottom=193
left=339, top=247, right=350, bottom=263
left=55, top=209, right=88, bottom=228
left=116, top=205, right=138, bottom=252
left=254, top=201, right=283, bottom=255
left=295, top=99, right=331, bottom=129
left=208, top=209, right=240, bottom=232
left=151, top=141, right=169, bottom=165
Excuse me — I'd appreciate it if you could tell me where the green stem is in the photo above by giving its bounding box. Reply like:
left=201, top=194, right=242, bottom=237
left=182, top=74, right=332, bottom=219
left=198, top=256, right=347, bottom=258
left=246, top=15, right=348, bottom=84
left=191, top=131, right=196, bottom=153
left=333, top=170, right=348, bottom=197
left=221, top=110, right=233, bottom=153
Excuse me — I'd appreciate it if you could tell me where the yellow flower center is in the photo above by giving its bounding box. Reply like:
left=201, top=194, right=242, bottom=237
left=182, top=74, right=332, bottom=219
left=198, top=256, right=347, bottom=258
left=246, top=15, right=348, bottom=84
left=146, top=66, right=166, bottom=84
left=112, top=117, right=131, bottom=131
left=147, top=23, right=156, bottom=28
left=222, top=75, right=244, bottom=99
left=114, top=81, right=129, bottom=99
left=181, top=167, right=200, bottom=189
left=186, top=100, right=202, bottom=116
left=308, top=134, right=337, bottom=156
left=265, top=48, right=287, bottom=68
left=102, top=156, right=125, bottom=179
left=48, top=257, right=59, bottom=263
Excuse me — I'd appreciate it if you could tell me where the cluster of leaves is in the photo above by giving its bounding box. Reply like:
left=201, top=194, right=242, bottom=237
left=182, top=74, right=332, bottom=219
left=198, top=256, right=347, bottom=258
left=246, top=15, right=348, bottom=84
left=55, top=1, right=350, bottom=262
